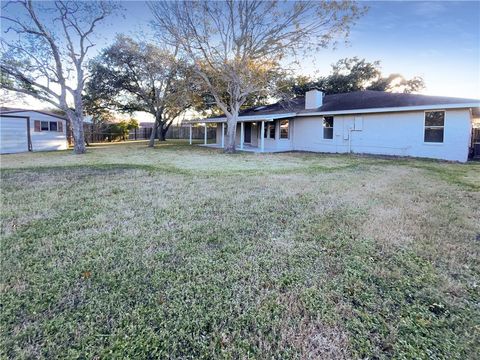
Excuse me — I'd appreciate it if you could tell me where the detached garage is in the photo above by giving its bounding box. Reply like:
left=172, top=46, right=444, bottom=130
left=0, top=108, right=68, bottom=154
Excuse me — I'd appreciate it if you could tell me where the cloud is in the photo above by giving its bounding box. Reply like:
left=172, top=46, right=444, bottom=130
left=411, top=1, right=448, bottom=18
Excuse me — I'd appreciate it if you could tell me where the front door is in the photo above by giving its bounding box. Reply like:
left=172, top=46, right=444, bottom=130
left=244, top=122, right=251, bottom=143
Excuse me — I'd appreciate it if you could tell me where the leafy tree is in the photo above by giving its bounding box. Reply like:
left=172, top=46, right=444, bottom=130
left=282, top=57, right=425, bottom=96
left=0, top=0, right=118, bottom=154
left=85, top=35, right=193, bottom=146
left=150, top=0, right=364, bottom=152
left=94, top=118, right=139, bottom=142
left=116, top=118, right=139, bottom=141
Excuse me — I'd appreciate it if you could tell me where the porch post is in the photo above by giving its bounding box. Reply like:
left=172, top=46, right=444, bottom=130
left=240, top=122, right=244, bottom=150
left=260, top=121, right=265, bottom=152
left=204, top=123, right=207, bottom=145
left=221, top=123, right=225, bottom=148
left=189, top=124, right=192, bottom=145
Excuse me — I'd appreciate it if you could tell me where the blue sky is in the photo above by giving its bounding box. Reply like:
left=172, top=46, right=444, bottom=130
left=3, top=0, right=480, bottom=111
left=111, top=0, right=480, bottom=99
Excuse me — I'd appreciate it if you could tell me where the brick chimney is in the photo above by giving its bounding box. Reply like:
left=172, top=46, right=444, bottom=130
left=305, top=89, right=323, bottom=109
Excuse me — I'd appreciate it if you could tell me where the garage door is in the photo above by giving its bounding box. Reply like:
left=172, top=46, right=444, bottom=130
left=0, top=116, right=29, bottom=154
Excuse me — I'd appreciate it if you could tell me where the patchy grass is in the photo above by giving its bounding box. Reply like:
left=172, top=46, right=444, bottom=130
left=1, top=141, right=479, bottom=359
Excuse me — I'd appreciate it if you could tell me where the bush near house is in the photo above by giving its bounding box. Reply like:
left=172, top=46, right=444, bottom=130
left=1, top=141, right=479, bottom=359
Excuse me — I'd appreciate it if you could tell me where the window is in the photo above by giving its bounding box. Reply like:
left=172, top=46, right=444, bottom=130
left=280, top=120, right=289, bottom=139
left=269, top=123, right=275, bottom=139
left=323, top=116, right=334, bottom=139
left=35, top=120, right=62, bottom=132
left=424, top=111, right=444, bottom=143
left=263, top=122, right=276, bottom=139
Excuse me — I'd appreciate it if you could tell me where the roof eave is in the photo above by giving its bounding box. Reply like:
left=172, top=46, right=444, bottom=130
left=0, top=109, right=68, bottom=120
left=186, top=112, right=296, bottom=123
left=298, top=103, right=480, bottom=117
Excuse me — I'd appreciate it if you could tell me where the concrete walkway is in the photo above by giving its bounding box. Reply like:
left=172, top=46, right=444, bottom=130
left=199, top=143, right=285, bottom=153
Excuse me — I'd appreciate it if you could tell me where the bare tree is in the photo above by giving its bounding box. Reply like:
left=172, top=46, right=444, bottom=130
left=0, top=0, right=118, bottom=154
left=84, top=35, right=193, bottom=147
left=150, top=0, right=364, bottom=153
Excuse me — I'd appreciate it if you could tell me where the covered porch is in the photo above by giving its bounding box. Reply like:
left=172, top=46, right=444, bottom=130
left=199, top=143, right=286, bottom=153
left=186, top=113, right=295, bottom=152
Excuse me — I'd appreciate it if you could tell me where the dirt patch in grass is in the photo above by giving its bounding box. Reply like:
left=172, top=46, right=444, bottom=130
left=1, top=141, right=479, bottom=358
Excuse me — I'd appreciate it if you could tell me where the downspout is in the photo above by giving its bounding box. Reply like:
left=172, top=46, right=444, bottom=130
left=26, top=116, right=32, bottom=151
left=349, top=127, right=353, bottom=153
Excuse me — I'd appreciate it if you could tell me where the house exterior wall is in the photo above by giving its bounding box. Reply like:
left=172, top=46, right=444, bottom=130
left=2, top=111, right=68, bottom=152
left=260, top=119, right=294, bottom=151
left=292, top=109, right=472, bottom=162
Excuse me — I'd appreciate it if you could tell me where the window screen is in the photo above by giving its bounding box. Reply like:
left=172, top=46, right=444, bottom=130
left=264, top=123, right=276, bottom=139
left=323, top=116, right=334, bottom=139
left=280, top=120, right=289, bottom=139
left=424, top=111, right=444, bottom=143
left=269, top=123, right=275, bottom=139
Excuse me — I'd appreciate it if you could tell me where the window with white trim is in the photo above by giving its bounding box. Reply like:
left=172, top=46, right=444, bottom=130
left=34, top=120, right=63, bottom=132
left=269, top=122, right=275, bottom=139
left=263, top=122, right=276, bottom=139
left=323, top=116, right=334, bottom=139
left=424, top=111, right=444, bottom=143
left=280, top=120, right=289, bottom=139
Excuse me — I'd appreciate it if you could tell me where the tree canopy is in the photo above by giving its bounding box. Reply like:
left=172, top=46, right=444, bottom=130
left=281, top=57, right=425, bottom=96
left=85, top=35, right=193, bottom=145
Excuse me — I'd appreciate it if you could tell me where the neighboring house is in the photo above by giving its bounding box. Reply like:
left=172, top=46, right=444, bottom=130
left=187, top=90, right=480, bottom=162
left=0, top=107, right=68, bottom=154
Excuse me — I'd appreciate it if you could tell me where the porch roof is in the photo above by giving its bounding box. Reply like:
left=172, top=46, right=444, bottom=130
left=186, top=112, right=296, bottom=124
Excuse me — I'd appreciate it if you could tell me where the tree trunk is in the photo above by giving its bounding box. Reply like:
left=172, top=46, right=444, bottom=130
left=159, top=120, right=173, bottom=142
left=149, top=113, right=167, bottom=147
left=224, top=114, right=238, bottom=153
left=148, top=119, right=158, bottom=147
left=159, top=128, right=167, bottom=141
left=69, top=113, right=86, bottom=154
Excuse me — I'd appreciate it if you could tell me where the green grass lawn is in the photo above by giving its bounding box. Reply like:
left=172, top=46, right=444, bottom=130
left=1, top=141, right=479, bottom=359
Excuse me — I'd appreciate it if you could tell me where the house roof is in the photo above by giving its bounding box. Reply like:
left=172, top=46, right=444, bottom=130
left=0, top=107, right=68, bottom=120
left=302, top=91, right=479, bottom=113
left=197, top=91, right=479, bottom=122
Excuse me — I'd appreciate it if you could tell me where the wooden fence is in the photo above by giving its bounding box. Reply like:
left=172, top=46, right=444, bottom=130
left=68, top=124, right=217, bottom=144
left=129, top=125, right=216, bottom=141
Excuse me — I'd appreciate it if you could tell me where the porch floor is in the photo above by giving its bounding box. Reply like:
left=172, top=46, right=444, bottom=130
left=199, top=143, right=285, bottom=153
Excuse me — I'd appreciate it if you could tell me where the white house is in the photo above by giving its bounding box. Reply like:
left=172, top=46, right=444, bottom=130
left=0, top=108, right=68, bottom=154
left=187, top=90, right=480, bottom=162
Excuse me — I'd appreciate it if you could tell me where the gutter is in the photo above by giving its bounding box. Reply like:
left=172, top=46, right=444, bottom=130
left=185, top=103, right=480, bottom=124
left=296, top=103, right=480, bottom=117
left=186, top=112, right=297, bottom=124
